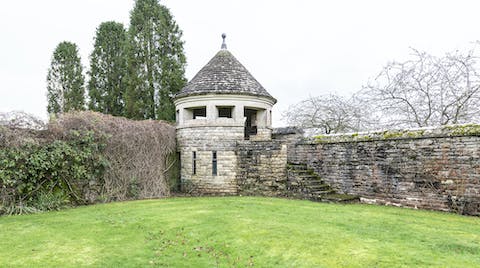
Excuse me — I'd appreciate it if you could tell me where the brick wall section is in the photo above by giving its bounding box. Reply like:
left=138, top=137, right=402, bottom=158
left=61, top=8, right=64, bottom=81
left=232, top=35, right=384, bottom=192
left=290, top=134, right=480, bottom=215
left=236, top=141, right=288, bottom=196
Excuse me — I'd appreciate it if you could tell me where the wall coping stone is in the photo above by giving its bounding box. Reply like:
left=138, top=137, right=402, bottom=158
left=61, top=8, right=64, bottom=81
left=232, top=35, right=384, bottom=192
left=297, top=124, right=480, bottom=144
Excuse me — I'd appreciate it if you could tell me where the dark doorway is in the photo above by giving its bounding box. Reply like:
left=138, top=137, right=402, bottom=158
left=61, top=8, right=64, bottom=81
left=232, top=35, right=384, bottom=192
left=244, top=108, right=257, bottom=140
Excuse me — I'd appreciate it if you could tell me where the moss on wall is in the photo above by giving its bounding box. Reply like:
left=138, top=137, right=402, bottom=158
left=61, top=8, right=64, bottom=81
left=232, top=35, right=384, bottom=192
left=444, top=124, right=480, bottom=136
left=312, top=124, right=480, bottom=144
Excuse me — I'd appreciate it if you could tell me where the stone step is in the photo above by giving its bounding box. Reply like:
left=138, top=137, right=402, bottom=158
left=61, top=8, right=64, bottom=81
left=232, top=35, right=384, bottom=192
left=305, top=184, right=331, bottom=191
left=316, top=193, right=360, bottom=203
left=288, top=169, right=314, bottom=174
left=299, top=178, right=325, bottom=184
left=287, top=162, right=306, bottom=166
left=310, top=189, right=335, bottom=195
left=304, top=179, right=326, bottom=185
left=290, top=174, right=320, bottom=180
left=287, top=162, right=360, bottom=204
left=287, top=164, right=309, bottom=170
left=287, top=167, right=309, bottom=173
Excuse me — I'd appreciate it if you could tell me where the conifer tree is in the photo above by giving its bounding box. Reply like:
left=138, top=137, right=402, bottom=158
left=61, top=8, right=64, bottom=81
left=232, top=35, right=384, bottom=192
left=46, top=41, right=85, bottom=114
left=88, top=21, right=128, bottom=116
left=125, top=0, right=186, bottom=121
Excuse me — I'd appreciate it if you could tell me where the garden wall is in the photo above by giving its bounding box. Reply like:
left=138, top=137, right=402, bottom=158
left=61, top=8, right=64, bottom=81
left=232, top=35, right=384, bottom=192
left=236, top=141, right=288, bottom=196
left=287, top=126, right=480, bottom=215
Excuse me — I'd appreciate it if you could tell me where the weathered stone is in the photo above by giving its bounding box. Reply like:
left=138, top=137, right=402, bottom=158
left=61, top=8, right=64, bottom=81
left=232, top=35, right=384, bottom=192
left=236, top=141, right=288, bottom=196
left=289, top=130, right=480, bottom=215
left=174, top=41, right=277, bottom=195
left=173, top=37, right=480, bottom=215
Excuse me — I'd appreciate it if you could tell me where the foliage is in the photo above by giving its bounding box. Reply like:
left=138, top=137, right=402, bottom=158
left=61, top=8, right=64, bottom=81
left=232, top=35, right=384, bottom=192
left=88, top=21, right=128, bottom=116
left=125, top=0, right=187, bottom=121
left=33, top=191, right=70, bottom=212
left=283, top=94, right=367, bottom=134
left=0, top=111, right=177, bottom=215
left=46, top=41, right=85, bottom=114
left=0, top=203, right=39, bottom=216
left=0, top=129, right=107, bottom=215
left=0, top=197, right=479, bottom=267
left=360, top=47, right=480, bottom=128
left=49, top=111, right=177, bottom=201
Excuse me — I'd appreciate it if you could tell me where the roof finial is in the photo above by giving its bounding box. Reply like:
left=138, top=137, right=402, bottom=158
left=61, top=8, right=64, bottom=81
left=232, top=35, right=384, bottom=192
left=221, top=33, right=227, bottom=49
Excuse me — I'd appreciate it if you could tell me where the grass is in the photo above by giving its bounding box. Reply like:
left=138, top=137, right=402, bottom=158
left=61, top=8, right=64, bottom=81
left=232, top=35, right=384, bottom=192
left=0, top=197, right=479, bottom=267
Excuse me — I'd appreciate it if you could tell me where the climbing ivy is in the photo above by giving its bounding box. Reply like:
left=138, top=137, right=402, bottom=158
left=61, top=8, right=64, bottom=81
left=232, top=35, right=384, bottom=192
left=0, top=131, right=108, bottom=215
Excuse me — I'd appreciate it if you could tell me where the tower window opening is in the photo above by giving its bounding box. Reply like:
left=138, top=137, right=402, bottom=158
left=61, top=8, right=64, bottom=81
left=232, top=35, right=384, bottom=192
left=192, top=107, right=206, bottom=119
left=192, top=151, right=197, bottom=175
left=217, top=107, right=233, bottom=118
left=212, top=151, right=217, bottom=176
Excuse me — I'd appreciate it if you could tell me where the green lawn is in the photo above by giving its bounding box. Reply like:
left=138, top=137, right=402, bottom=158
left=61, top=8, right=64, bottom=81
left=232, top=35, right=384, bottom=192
left=0, top=197, right=479, bottom=267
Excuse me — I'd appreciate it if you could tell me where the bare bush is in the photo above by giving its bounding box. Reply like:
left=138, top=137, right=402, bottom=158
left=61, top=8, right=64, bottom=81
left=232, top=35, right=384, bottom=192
left=48, top=111, right=176, bottom=200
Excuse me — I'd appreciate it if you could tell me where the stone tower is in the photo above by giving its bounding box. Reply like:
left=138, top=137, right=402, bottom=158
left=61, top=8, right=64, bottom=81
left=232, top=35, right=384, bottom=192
left=174, top=34, right=277, bottom=194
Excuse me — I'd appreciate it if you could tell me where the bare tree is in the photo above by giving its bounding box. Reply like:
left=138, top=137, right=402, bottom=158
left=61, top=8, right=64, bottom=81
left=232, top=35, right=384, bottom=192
left=0, top=111, right=45, bottom=130
left=360, top=46, right=480, bottom=128
left=282, top=94, right=366, bottom=134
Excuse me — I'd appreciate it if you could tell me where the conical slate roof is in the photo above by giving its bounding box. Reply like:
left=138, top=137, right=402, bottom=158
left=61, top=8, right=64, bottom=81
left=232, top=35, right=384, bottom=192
left=175, top=43, right=276, bottom=103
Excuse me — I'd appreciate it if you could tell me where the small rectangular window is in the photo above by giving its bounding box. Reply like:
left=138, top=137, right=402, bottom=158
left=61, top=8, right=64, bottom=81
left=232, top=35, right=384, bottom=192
left=212, top=151, right=217, bottom=176
left=192, top=107, right=206, bottom=119
left=192, top=151, right=197, bottom=175
left=218, top=107, right=232, bottom=118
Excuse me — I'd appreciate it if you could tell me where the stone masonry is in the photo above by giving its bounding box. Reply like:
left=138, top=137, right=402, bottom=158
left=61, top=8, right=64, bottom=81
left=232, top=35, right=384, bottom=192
left=177, top=126, right=242, bottom=194
left=173, top=36, right=480, bottom=215
left=288, top=128, right=480, bottom=215
left=174, top=36, right=277, bottom=196
left=236, top=141, right=288, bottom=196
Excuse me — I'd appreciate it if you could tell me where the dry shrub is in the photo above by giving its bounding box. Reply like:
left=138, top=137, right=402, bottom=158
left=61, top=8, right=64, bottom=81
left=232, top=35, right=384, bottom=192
left=48, top=111, right=177, bottom=200
left=0, top=127, right=39, bottom=148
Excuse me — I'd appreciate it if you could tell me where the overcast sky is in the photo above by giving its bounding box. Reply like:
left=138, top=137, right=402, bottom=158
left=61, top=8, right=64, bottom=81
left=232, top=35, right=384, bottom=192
left=1, top=0, right=480, bottom=126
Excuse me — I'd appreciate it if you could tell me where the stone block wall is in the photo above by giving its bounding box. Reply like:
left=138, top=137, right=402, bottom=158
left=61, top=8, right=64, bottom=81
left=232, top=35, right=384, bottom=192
left=249, top=128, right=272, bottom=141
left=236, top=141, right=288, bottom=196
left=289, top=128, right=480, bottom=215
left=176, top=123, right=480, bottom=215
left=177, top=126, right=243, bottom=194
left=272, top=127, right=304, bottom=158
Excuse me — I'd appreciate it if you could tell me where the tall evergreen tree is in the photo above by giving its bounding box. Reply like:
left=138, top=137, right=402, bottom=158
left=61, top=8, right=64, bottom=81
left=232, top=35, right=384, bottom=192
left=88, top=21, right=128, bottom=116
left=125, top=0, right=186, bottom=121
left=46, top=41, right=85, bottom=114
